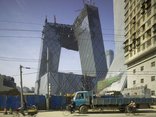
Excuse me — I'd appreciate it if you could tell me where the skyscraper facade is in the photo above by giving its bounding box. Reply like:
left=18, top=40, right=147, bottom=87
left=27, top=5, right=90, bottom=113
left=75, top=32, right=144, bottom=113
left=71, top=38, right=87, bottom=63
left=74, top=4, right=107, bottom=82
left=105, top=50, right=114, bottom=69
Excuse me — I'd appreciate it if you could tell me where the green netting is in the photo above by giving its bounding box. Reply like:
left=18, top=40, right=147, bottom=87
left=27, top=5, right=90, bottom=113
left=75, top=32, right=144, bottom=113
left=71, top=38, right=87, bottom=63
left=97, top=76, right=121, bottom=92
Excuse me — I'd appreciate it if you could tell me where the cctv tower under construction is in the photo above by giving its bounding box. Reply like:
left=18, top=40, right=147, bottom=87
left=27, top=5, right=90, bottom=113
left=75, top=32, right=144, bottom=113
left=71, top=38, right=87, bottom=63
left=35, top=4, right=107, bottom=95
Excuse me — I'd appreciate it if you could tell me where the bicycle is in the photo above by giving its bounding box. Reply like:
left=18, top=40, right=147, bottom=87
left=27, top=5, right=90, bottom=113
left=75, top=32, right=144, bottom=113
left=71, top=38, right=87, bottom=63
left=125, top=105, right=137, bottom=116
left=13, top=105, right=38, bottom=117
left=63, top=104, right=75, bottom=116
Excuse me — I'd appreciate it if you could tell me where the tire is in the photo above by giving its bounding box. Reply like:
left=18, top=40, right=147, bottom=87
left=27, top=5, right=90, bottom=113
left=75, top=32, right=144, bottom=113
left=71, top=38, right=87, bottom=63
left=13, top=111, right=20, bottom=117
left=119, top=108, right=126, bottom=113
left=13, top=113, right=20, bottom=117
left=125, top=106, right=137, bottom=116
left=79, top=105, right=88, bottom=114
left=62, top=105, right=71, bottom=116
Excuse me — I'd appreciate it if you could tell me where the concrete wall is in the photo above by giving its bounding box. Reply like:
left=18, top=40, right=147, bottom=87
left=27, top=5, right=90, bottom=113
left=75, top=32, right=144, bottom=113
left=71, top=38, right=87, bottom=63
left=122, top=86, right=151, bottom=98
left=127, top=54, right=156, bottom=97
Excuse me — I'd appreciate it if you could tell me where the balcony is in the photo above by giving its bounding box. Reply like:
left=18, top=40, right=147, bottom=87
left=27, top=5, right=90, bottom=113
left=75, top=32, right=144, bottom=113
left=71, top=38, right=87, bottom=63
left=125, top=37, right=156, bottom=65
left=146, top=9, right=151, bottom=17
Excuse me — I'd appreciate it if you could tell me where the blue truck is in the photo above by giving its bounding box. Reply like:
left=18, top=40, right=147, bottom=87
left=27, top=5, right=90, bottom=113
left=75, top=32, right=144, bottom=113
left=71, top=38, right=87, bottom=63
left=72, top=91, right=156, bottom=114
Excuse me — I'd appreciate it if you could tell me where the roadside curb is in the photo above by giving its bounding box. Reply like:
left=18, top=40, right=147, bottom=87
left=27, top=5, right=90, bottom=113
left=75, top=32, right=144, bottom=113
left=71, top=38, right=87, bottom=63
left=151, top=105, right=156, bottom=109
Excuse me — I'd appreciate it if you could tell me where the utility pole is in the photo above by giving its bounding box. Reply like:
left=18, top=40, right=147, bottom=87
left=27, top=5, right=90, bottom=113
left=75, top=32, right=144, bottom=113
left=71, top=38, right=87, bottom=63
left=20, top=65, right=24, bottom=107
left=20, top=65, right=30, bottom=107
left=46, top=47, right=50, bottom=110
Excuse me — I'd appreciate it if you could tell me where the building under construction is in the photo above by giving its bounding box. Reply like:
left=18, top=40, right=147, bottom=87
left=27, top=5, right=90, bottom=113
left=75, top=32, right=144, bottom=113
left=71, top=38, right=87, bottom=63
left=35, top=4, right=107, bottom=95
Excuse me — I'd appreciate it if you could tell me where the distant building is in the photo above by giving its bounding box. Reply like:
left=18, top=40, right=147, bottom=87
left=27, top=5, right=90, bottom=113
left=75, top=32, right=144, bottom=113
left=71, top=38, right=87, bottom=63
left=37, top=72, right=94, bottom=96
left=0, top=74, right=16, bottom=92
left=106, top=50, right=114, bottom=69
left=124, top=0, right=156, bottom=97
left=98, top=0, right=127, bottom=94
left=31, top=87, right=35, bottom=92
left=23, top=87, right=31, bottom=93
left=122, top=86, right=151, bottom=98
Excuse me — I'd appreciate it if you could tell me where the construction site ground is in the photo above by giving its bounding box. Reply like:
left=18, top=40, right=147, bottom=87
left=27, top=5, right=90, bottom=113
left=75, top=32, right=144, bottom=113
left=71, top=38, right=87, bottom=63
left=0, top=108, right=156, bottom=117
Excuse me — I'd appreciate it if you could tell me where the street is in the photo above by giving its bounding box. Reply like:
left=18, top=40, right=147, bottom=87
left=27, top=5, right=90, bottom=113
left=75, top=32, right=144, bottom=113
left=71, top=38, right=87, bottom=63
left=0, top=109, right=156, bottom=117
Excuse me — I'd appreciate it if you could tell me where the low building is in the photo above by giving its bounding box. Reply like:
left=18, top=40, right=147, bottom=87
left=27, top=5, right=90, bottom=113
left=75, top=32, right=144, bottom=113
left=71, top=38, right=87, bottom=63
left=122, top=86, right=151, bottom=98
left=0, top=74, right=16, bottom=92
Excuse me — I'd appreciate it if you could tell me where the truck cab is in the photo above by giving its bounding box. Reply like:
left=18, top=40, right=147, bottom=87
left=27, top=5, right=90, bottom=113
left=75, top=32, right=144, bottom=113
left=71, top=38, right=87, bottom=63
left=73, top=91, right=91, bottom=113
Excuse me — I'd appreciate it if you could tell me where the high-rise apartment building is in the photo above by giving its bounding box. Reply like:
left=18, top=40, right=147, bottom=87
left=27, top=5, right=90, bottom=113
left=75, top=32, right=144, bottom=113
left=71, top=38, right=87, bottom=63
left=124, top=0, right=156, bottom=97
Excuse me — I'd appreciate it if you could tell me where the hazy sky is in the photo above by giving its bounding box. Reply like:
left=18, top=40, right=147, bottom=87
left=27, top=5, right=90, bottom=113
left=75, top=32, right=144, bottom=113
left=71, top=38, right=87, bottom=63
left=0, top=0, right=114, bottom=88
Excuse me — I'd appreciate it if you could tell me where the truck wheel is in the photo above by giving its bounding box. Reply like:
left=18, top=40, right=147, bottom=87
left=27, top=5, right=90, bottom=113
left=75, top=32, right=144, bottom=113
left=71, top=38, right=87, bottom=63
left=79, top=105, right=88, bottom=114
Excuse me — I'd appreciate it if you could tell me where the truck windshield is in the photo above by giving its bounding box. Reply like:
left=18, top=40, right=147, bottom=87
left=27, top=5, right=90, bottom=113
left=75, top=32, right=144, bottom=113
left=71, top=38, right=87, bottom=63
left=76, top=93, right=84, bottom=99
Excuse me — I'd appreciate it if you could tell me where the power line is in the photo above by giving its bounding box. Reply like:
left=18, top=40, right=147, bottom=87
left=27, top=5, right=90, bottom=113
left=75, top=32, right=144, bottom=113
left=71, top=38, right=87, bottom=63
left=0, top=56, right=39, bottom=63
left=0, top=59, right=38, bottom=63
left=12, top=70, right=156, bottom=77
left=0, top=28, right=124, bottom=36
left=0, top=20, right=42, bottom=25
left=0, top=56, right=39, bottom=60
left=0, top=36, right=41, bottom=38
left=0, top=20, right=124, bottom=31
left=0, top=28, right=41, bottom=32
left=13, top=72, right=38, bottom=77
left=0, top=36, right=123, bottom=42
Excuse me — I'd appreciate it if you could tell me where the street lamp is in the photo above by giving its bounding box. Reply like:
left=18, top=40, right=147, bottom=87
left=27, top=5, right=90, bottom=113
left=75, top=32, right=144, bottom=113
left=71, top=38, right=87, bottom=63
left=20, top=65, right=31, bottom=107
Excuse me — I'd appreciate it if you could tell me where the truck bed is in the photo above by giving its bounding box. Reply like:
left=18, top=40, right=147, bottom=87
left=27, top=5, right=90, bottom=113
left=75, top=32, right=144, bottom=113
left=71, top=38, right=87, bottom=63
left=93, top=97, right=156, bottom=106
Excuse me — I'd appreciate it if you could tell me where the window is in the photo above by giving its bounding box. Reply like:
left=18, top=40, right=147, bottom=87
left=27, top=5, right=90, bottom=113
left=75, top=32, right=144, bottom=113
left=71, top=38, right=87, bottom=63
left=147, top=9, right=151, bottom=17
left=147, top=20, right=151, bottom=26
left=140, top=66, right=144, bottom=71
left=134, top=0, right=136, bottom=6
left=136, top=37, right=140, bottom=46
left=142, top=34, right=145, bottom=40
left=142, top=43, right=145, bottom=50
left=147, top=39, right=151, bottom=46
left=155, top=15, right=156, bottom=20
left=146, top=29, right=151, bottom=37
left=133, top=69, right=136, bottom=74
left=151, top=76, right=155, bottom=81
left=76, top=93, right=84, bottom=99
left=133, top=80, right=136, bottom=85
left=153, top=24, right=156, bottom=34
left=142, top=24, right=145, bottom=32
left=142, top=14, right=145, bottom=21
left=151, top=91, right=155, bottom=96
left=151, top=61, right=155, bottom=67
left=137, top=4, right=140, bottom=11
left=137, top=29, right=140, bottom=35
left=125, top=25, right=129, bottom=32
left=141, top=79, right=144, bottom=83
left=137, top=46, right=140, bottom=52
left=137, top=20, right=140, bottom=27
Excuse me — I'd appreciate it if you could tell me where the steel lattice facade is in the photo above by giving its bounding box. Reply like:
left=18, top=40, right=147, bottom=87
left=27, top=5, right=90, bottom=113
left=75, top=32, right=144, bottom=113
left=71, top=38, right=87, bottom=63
left=35, top=4, right=107, bottom=95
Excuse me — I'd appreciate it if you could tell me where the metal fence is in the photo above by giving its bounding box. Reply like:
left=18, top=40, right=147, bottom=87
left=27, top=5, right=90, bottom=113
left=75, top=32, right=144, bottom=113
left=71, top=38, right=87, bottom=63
left=0, top=95, right=72, bottom=110
left=0, top=95, right=46, bottom=110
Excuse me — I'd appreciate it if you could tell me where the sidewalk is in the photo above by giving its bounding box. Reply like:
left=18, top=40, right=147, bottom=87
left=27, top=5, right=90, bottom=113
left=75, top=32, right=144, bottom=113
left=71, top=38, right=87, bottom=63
left=151, top=105, right=156, bottom=109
